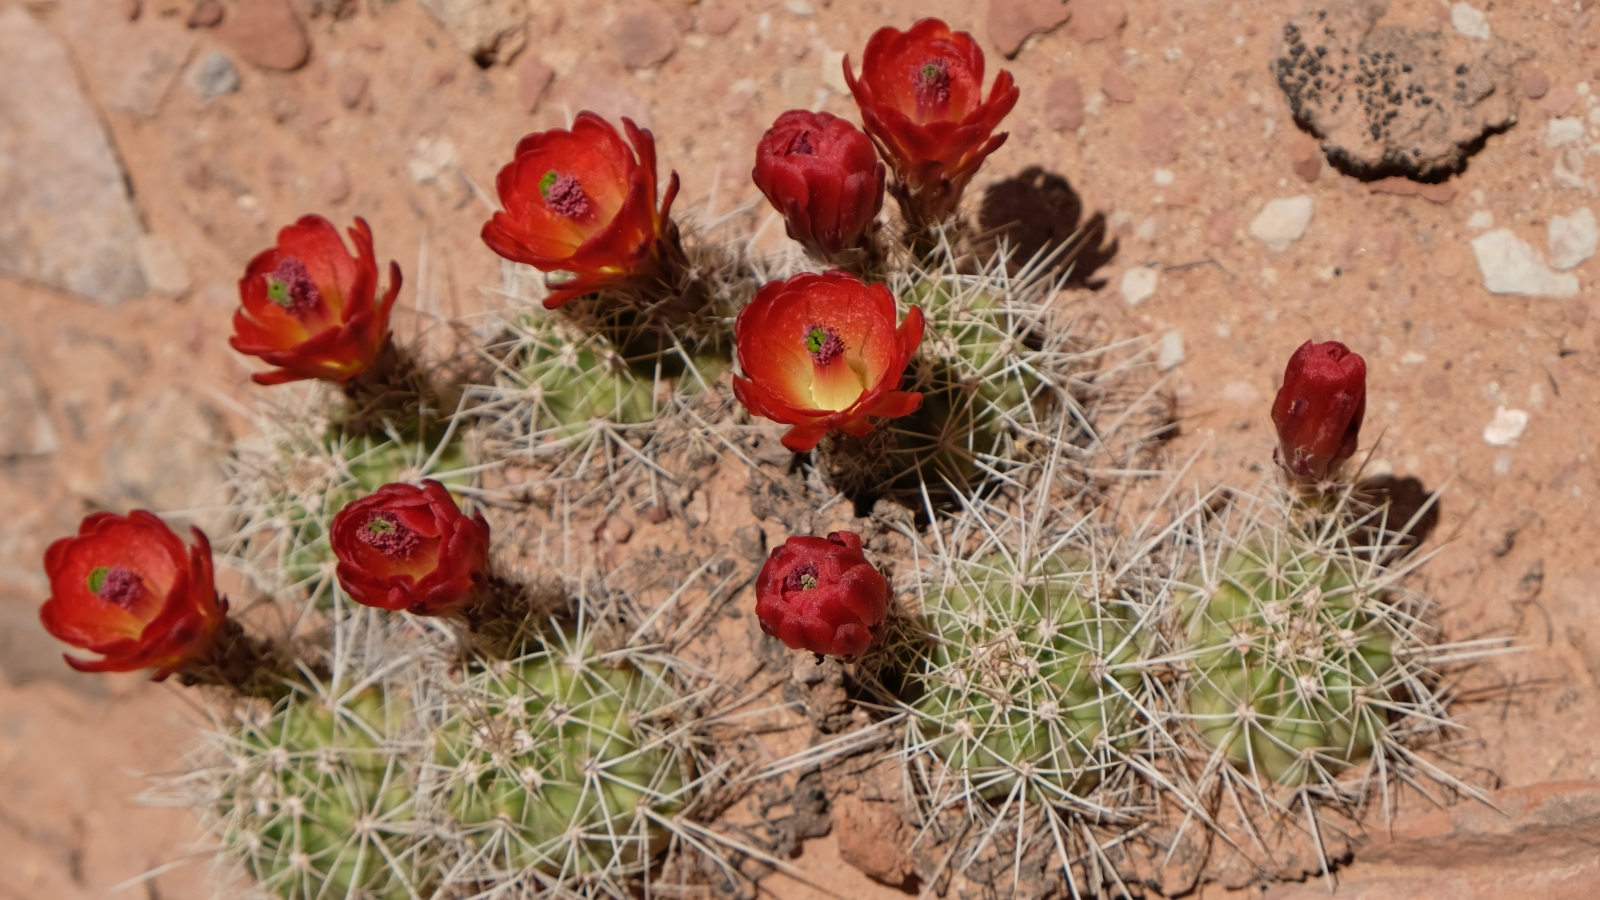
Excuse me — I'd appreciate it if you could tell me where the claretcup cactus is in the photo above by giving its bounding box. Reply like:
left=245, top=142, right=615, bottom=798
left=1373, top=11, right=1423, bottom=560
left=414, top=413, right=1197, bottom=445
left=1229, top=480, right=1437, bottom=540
left=752, top=109, right=886, bottom=267
left=731, top=269, right=926, bottom=453
left=208, top=682, right=430, bottom=900
left=755, top=530, right=891, bottom=658
left=1271, top=340, right=1367, bottom=485
left=845, top=18, right=1019, bottom=229
left=482, top=112, right=683, bottom=309
left=331, top=479, right=491, bottom=616
left=431, top=623, right=691, bottom=885
left=898, top=552, right=1145, bottom=802
left=229, top=216, right=401, bottom=386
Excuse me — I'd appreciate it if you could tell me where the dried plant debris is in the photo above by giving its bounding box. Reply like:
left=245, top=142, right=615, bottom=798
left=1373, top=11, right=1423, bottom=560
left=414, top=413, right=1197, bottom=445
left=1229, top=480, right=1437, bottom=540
left=1275, top=1, right=1529, bottom=182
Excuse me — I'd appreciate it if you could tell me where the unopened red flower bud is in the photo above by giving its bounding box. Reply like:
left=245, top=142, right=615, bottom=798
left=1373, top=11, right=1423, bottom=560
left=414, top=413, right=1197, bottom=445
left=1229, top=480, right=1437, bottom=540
left=39, top=511, right=228, bottom=679
left=331, top=480, right=491, bottom=615
left=753, top=110, right=885, bottom=262
left=1271, top=340, right=1367, bottom=482
left=755, top=531, right=889, bottom=658
left=844, top=18, right=1019, bottom=228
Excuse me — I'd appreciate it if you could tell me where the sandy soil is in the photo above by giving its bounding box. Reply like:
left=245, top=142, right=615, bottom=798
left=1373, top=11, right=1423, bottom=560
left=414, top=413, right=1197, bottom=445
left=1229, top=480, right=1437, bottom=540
left=2, top=0, right=1599, bottom=897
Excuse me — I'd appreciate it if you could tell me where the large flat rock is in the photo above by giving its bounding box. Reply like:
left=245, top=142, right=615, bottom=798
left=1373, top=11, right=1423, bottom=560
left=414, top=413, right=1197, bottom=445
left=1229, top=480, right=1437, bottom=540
left=0, top=7, right=147, bottom=305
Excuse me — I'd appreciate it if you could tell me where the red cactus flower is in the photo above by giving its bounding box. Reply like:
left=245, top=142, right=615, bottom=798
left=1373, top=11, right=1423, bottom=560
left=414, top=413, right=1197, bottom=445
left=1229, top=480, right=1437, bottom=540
left=229, top=216, right=401, bottom=386
left=844, top=18, right=1019, bottom=227
left=331, top=480, right=491, bottom=615
left=756, top=531, right=890, bottom=658
left=482, top=112, right=681, bottom=309
left=752, top=110, right=885, bottom=262
left=1271, top=340, right=1367, bottom=482
left=732, top=270, right=925, bottom=453
left=39, top=511, right=228, bottom=679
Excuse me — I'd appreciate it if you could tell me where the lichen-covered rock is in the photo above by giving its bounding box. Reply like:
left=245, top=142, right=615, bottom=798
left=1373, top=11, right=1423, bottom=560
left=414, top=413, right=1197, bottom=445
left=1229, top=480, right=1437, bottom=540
left=1274, top=1, right=1527, bottom=181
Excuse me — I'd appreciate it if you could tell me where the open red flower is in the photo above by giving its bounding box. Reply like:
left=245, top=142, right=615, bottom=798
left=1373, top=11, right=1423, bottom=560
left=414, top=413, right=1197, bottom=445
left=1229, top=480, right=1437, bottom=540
left=1271, top=340, right=1367, bottom=482
left=756, top=531, right=890, bottom=658
left=482, top=112, right=681, bottom=309
left=331, top=480, right=491, bottom=615
left=39, top=511, right=227, bottom=679
left=733, top=271, right=924, bottom=453
left=753, top=110, right=885, bottom=262
left=229, top=216, right=401, bottom=386
left=844, top=18, right=1019, bottom=227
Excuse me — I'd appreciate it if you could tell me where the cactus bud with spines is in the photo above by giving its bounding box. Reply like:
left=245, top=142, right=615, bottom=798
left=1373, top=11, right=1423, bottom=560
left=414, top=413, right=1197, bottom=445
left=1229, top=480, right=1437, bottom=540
left=434, top=623, right=688, bottom=881
left=893, top=552, right=1144, bottom=802
left=212, top=684, right=429, bottom=900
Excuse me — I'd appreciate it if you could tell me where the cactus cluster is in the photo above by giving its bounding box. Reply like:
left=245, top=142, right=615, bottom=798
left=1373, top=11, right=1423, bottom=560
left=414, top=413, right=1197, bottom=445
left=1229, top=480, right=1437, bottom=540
left=431, top=622, right=691, bottom=883
left=204, top=680, right=429, bottom=900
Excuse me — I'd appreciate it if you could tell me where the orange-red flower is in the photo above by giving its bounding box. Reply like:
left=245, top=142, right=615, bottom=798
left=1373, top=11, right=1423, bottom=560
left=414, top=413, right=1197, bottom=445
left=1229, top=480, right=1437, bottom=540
left=229, top=216, right=401, bottom=386
left=732, top=270, right=924, bottom=453
left=756, top=531, right=890, bottom=658
left=331, top=480, right=491, bottom=615
left=844, top=18, right=1019, bottom=227
left=482, top=112, right=681, bottom=309
left=1271, top=340, right=1367, bottom=482
left=752, top=110, right=885, bottom=262
left=39, top=511, right=227, bottom=679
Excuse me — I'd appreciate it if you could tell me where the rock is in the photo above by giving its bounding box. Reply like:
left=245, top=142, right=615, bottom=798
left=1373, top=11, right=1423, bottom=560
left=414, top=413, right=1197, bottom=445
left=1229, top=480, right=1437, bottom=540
left=514, top=54, right=553, bottom=113
left=100, top=388, right=230, bottom=530
left=1482, top=406, right=1529, bottom=446
left=1248, top=196, right=1314, bottom=252
left=1548, top=117, right=1586, bottom=146
left=732, top=524, right=767, bottom=562
left=1553, top=147, right=1590, bottom=192
left=0, top=325, right=60, bottom=459
left=1368, top=176, right=1456, bottom=203
left=600, top=516, right=633, bottom=544
left=834, top=795, right=914, bottom=888
left=0, top=7, right=148, bottom=305
left=416, top=0, right=526, bottom=67
left=216, top=0, right=309, bottom=70
left=988, top=0, right=1072, bottom=59
left=1467, top=209, right=1494, bottom=229
left=1138, top=101, right=1186, bottom=163
left=135, top=234, right=190, bottom=296
left=183, top=50, right=240, bottom=98
left=1043, top=75, right=1084, bottom=131
left=784, top=0, right=813, bottom=16
left=187, top=0, right=222, bottom=27
left=1157, top=330, right=1184, bottom=370
left=1064, top=0, right=1126, bottom=43
left=698, top=3, right=739, bottom=36
left=1288, top=133, right=1322, bottom=181
left=1450, top=2, right=1490, bottom=40
left=1522, top=67, right=1551, bottom=99
left=406, top=136, right=458, bottom=183
left=1275, top=0, right=1524, bottom=181
left=779, top=66, right=819, bottom=110
left=1101, top=65, right=1135, bottom=103
left=1470, top=229, right=1580, bottom=297
left=1120, top=266, right=1158, bottom=305
left=1540, top=86, right=1579, bottom=116
left=821, top=49, right=849, bottom=94
left=611, top=5, right=678, bottom=70
left=317, top=159, right=350, bottom=204
left=336, top=69, right=368, bottom=109
left=55, top=0, right=196, bottom=118
left=1548, top=207, right=1597, bottom=271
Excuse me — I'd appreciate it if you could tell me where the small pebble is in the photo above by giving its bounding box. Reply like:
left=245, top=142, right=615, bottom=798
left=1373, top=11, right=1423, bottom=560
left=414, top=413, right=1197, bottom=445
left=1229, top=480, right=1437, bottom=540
left=1120, top=267, right=1158, bottom=306
left=1157, top=331, right=1184, bottom=370
left=1249, top=196, right=1314, bottom=252
left=318, top=159, right=350, bottom=204
left=1483, top=406, right=1528, bottom=447
left=1548, top=207, right=1597, bottom=271
left=1450, top=2, right=1490, bottom=40
left=601, top=516, right=633, bottom=544
left=336, top=70, right=368, bottom=109
left=1522, top=68, right=1551, bottom=99
left=184, top=51, right=241, bottom=98
left=1101, top=66, right=1135, bottom=103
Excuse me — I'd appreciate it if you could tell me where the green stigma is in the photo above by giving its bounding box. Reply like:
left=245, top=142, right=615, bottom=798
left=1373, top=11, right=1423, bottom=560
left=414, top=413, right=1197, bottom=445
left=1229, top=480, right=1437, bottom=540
left=266, top=278, right=291, bottom=307
left=922, top=63, right=942, bottom=81
left=805, top=328, right=827, bottom=354
left=539, top=170, right=559, bottom=197
left=800, top=573, right=818, bottom=590
left=87, top=566, right=109, bottom=594
left=367, top=518, right=396, bottom=534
